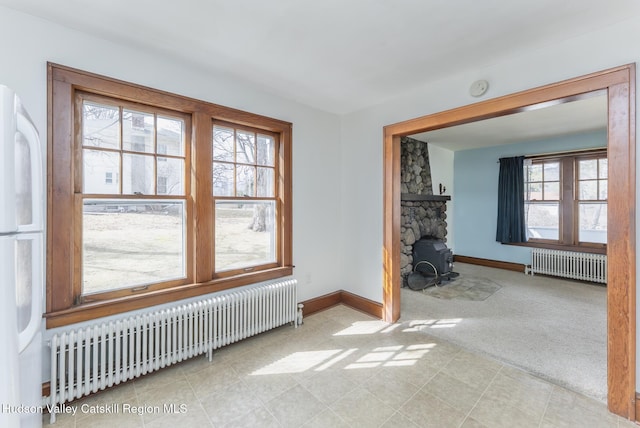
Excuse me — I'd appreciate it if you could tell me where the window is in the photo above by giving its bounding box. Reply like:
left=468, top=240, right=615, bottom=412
left=213, top=124, right=278, bottom=275
left=524, top=160, right=560, bottom=240
left=523, top=149, right=606, bottom=251
left=81, top=96, right=188, bottom=299
left=47, top=63, right=292, bottom=327
left=576, top=157, right=607, bottom=244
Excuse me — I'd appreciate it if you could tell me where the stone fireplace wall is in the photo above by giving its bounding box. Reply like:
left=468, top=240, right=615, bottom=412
left=401, top=138, right=433, bottom=195
left=400, top=137, right=448, bottom=280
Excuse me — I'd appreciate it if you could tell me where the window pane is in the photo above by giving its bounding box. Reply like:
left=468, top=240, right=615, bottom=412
left=123, top=153, right=154, bottom=195
left=598, top=158, right=608, bottom=179
left=236, top=165, right=255, bottom=197
left=526, top=182, right=542, bottom=200
left=525, top=202, right=559, bottom=240
left=257, top=167, right=274, bottom=197
left=213, top=162, right=234, bottom=196
left=527, top=164, right=542, bottom=182
left=157, top=116, right=184, bottom=156
left=543, top=162, right=559, bottom=181
left=579, top=203, right=607, bottom=244
left=83, top=102, right=120, bottom=149
left=123, top=110, right=154, bottom=153
left=82, top=200, right=185, bottom=294
left=213, top=126, right=234, bottom=162
left=236, top=130, right=256, bottom=164
left=83, top=149, right=120, bottom=194
left=157, top=157, right=184, bottom=195
left=579, top=159, right=598, bottom=180
left=214, top=200, right=276, bottom=272
left=257, top=134, right=275, bottom=166
left=599, top=180, right=608, bottom=200
left=543, top=182, right=559, bottom=200
left=579, top=180, right=598, bottom=200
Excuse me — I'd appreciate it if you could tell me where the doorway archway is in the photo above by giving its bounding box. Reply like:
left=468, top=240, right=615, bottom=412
left=382, top=64, right=636, bottom=418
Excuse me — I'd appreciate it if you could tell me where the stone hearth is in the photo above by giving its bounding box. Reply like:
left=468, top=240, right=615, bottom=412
left=400, top=137, right=449, bottom=282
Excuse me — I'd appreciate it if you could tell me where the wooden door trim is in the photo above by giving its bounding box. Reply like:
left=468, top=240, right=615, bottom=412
left=382, top=64, right=636, bottom=418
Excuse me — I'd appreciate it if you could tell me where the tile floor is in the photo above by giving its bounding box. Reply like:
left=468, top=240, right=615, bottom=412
left=44, top=305, right=637, bottom=428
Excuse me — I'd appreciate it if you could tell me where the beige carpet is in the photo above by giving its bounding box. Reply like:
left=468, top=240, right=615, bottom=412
left=400, top=262, right=607, bottom=402
left=420, top=275, right=501, bottom=301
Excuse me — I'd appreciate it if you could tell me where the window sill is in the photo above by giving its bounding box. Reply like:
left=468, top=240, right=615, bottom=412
left=45, top=266, right=293, bottom=328
left=503, top=241, right=606, bottom=255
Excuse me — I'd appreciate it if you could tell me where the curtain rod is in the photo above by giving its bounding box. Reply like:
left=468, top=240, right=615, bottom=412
left=497, top=147, right=606, bottom=163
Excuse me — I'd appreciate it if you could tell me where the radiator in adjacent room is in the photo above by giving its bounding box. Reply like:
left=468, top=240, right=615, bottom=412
left=46, top=279, right=300, bottom=424
left=528, top=248, right=607, bottom=284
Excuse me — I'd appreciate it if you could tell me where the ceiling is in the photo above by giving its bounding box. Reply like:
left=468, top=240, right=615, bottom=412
left=411, top=93, right=608, bottom=151
left=2, top=0, right=640, bottom=114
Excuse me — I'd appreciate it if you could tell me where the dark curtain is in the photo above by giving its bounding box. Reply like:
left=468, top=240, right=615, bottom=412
left=496, top=156, right=527, bottom=243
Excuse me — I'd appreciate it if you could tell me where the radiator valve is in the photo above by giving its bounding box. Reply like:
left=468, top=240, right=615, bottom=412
left=297, top=303, right=304, bottom=327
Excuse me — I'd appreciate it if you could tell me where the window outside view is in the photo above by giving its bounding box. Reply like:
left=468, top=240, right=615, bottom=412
left=524, top=155, right=607, bottom=245
left=213, top=125, right=277, bottom=272
left=214, top=201, right=276, bottom=272
left=524, top=161, right=560, bottom=240
left=81, top=100, right=186, bottom=295
left=82, top=201, right=185, bottom=294
left=577, top=158, right=607, bottom=244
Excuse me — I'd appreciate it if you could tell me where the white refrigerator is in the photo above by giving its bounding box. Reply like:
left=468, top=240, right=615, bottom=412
left=0, top=85, right=44, bottom=428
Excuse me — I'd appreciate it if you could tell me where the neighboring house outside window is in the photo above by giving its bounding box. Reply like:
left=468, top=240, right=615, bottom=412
left=80, top=96, right=188, bottom=298
left=523, top=149, right=607, bottom=252
left=47, top=64, right=293, bottom=327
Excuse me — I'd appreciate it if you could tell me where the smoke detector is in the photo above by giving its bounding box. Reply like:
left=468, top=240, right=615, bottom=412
left=470, top=80, right=489, bottom=97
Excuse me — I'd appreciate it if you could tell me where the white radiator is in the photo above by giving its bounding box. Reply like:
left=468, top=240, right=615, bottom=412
left=46, top=279, right=300, bottom=423
left=528, top=249, right=607, bottom=284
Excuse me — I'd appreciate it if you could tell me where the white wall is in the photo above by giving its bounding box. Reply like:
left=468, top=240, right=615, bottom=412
left=340, top=15, right=640, bottom=388
left=0, top=6, right=345, bottom=380
left=427, top=145, right=454, bottom=251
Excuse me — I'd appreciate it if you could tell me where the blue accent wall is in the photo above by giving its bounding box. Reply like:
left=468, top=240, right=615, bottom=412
left=452, top=130, right=606, bottom=265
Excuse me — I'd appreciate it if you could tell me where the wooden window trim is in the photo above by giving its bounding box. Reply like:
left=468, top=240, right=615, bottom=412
left=75, top=92, right=193, bottom=302
left=47, top=63, right=293, bottom=328
left=523, top=149, right=607, bottom=251
left=504, top=241, right=606, bottom=255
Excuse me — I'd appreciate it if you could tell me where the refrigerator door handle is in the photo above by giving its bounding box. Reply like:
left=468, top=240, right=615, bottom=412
left=17, top=234, right=42, bottom=353
left=16, top=110, right=42, bottom=233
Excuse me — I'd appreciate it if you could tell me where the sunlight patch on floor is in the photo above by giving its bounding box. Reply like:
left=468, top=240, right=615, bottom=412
left=251, top=320, right=443, bottom=376
left=314, top=348, right=359, bottom=371
left=250, top=349, right=342, bottom=375
left=333, top=320, right=389, bottom=336
left=380, top=324, right=402, bottom=333
left=345, top=343, right=437, bottom=370
left=403, top=318, right=463, bottom=331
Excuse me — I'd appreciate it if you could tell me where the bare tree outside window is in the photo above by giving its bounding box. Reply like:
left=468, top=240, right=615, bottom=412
left=212, top=124, right=277, bottom=272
